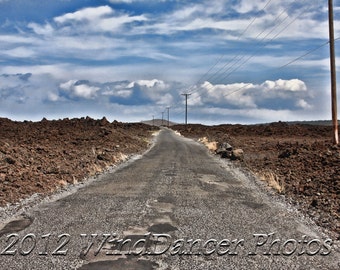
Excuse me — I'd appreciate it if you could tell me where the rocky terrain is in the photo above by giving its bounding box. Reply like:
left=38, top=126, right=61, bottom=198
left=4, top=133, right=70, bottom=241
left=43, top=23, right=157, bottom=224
left=172, top=122, right=340, bottom=239
left=1, top=118, right=339, bottom=240
left=0, top=117, right=158, bottom=207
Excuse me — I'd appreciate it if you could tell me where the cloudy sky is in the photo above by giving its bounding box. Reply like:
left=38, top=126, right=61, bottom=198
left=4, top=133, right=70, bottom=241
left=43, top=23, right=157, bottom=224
left=0, top=0, right=339, bottom=124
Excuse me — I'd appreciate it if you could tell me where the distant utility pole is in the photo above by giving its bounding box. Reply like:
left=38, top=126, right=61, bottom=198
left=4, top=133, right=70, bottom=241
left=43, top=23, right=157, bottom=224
left=181, top=93, right=191, bottom=125
left=328, top=0, right=339, bottom=145
left=166, top=107, right=170, bottom=127
left=161, top=112, right=164, bottom=126
left=152, top=115, right=154, bottom=127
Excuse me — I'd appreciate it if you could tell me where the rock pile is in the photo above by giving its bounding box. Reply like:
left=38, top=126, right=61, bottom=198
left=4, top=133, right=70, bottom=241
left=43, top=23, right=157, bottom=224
left=216, top=142, right=244, bottom=161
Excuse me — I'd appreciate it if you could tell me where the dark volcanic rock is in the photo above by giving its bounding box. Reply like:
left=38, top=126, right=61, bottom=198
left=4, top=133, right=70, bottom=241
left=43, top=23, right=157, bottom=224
left=0, top=117, right=158, bottom=207
left=172, top=122, right=339, bottom=239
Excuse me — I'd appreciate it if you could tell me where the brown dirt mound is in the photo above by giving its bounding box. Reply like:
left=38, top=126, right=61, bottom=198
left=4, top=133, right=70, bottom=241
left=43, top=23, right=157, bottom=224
left=0, top=117, right=158, bottom=206
left=172, top=122, right=340, bottom=239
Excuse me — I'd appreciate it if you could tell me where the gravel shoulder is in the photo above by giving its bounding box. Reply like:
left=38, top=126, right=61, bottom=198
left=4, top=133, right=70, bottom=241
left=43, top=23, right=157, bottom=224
left=172, top=123, right=340, bottom=240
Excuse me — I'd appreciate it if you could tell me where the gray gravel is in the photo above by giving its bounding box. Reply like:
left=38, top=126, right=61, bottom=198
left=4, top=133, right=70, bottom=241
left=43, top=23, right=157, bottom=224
left=0, top=128, right=339, bottom=269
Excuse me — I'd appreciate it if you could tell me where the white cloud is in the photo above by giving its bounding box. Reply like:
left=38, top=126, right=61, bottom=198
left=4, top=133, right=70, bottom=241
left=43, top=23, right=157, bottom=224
left=96, top=15, right=147, bottom=32
left=188, top=92, right=203, bottom=106
left=128, top=79, right=168, bottom=89
left=234, top=0, right=269, bottom=14
left=53, top=35, right=114, bottom=51
left=2, top=47, right=35, bottom=58
left=0, top=35, right=39, bottom=44
left=0, top=72, right=325, bottom=124
left=53, top=5, right=147, bottom=34
left=157, top=93, right=173, bottom=105
left=9, top=63, right=169, bottom=84
left=194, top=106, right=317, bottom=124
left=196, top=79, right=309, bottom=110
left=261, top=79, right=307, bottom=92
left=48, top=92, right=60, bottom=102
left=200, top=81, right=256, bottom=108
left=28, top=22, right=54, bottom=35
left=108, top=0, right=133, bottom=3
left=60, top=80, right=100, bottom=99
left=102, top=84, right=133, bottom=98
left=134, top=0, right=334, bottom=41
left=0, top=73, right=29, bottom=89
left=113, top=89, right=133, bottom=98
left=170, top=5, right=201, bottom=21
left=131, top=0, right=327, bottom=40
left=54, top=6, right=113, bottom=24
left=126, top=79, right=175, bottom=104
left=296, top=99, right=312, bottom=109
left=60, top=79, right=77, bottom=91
left=73, top=84, right=100, bottom=99
left=0, top=73, right=61, bottom=108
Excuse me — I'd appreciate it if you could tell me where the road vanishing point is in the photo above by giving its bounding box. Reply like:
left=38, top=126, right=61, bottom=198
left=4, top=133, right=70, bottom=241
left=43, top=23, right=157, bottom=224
left=0, top=128, right=339, bottom=269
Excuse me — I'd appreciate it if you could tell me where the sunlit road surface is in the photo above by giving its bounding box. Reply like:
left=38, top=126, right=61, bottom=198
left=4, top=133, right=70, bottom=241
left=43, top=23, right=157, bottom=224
left=0, top=129, right=339, bottom=269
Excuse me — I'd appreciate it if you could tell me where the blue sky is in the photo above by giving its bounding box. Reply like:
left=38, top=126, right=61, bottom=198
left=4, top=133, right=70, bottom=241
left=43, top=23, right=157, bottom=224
left=0, top=0, right=339, bottom=124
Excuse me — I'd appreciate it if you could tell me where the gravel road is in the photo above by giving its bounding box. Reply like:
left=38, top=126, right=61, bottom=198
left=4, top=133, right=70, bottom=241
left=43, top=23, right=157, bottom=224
left=0, top=128, right=339, bottom=269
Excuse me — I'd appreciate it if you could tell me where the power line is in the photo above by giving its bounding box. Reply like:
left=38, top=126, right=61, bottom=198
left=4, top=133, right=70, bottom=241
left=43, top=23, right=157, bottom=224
left=204, top=5, right=290, bottom=86
left=164, top=0, right=289, bottom=115
left=188, top=0, right=310, bottom=103
left=191, top=37, right=335, bottom=117
left=211, top=0, right=309, bottom=85
left=278, top=36, right=340, bottom=69
left=190, top=46, right=331, bottom=116
left=158, top=1, right=326, bottom=124
left=278, top=42, right=330, bottom=69
left=221, top=36, right=340, bottom=99
left=191, top=0, right=313, bottom=102
left=202, top=1, right=297, bottom=86
left=187, top=0, right=274, bottom=95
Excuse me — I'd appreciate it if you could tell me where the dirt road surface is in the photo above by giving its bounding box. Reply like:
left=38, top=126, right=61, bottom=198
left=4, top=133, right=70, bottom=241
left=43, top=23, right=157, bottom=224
left=0, top=129, right=339, bottom=269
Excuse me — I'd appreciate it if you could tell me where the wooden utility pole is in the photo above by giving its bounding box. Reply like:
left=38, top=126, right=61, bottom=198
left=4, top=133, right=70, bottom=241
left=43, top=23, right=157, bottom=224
left=328, top=0, right=339, bottom=145
left=166, top=107, right=170, bottom=127
left=181, top=93, right=191, bottom=125
left=161, top=111, right=164, bottom=126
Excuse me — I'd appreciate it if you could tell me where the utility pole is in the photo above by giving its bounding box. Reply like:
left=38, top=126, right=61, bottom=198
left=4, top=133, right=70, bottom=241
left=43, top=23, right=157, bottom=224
left=328, top=0, right=339, bottom=145
left=152, top=115, right=154, bottom=127
left=181, top=93, right=191, bottom=125
left=166, top=107, right=170, bottom=127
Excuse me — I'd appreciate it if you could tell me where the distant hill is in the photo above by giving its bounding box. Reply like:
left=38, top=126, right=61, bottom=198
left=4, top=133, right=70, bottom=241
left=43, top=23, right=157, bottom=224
left=287, top=120, right=340, bottom=126
left=141, top=119, right=178, bottom=126
left=142, top=119, right=339, bottom=127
